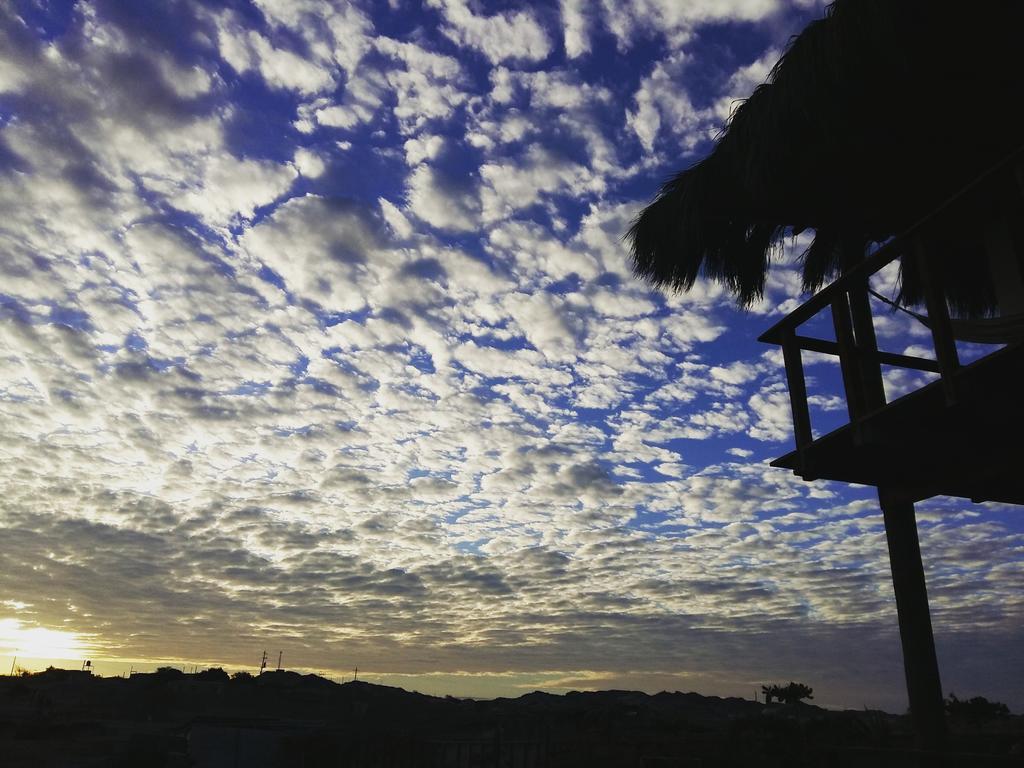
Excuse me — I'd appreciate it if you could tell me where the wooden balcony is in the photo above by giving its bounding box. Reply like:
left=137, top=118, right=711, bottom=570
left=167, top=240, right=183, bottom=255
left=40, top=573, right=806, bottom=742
left=759, top=153, right=1024, bottom=506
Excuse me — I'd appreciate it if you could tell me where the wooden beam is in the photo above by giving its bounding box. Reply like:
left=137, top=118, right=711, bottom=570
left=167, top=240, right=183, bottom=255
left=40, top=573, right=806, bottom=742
left=760, top=241, right=904, bottom=344
left=792, top=336, right=940, bottom=373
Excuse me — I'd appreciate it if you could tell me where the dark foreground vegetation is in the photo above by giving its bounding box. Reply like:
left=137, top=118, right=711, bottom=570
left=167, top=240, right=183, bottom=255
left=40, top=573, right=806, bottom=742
left=1, top=668, right=1021, bottom=767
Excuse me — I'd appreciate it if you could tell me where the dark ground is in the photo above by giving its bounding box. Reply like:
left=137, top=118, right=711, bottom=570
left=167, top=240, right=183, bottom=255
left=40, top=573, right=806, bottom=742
left=1, top=668, right=1021, bottom=767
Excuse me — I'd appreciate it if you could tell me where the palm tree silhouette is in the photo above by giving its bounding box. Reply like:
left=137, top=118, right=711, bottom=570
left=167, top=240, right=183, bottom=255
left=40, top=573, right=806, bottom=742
left=628, top=0, right=1024, bottom=320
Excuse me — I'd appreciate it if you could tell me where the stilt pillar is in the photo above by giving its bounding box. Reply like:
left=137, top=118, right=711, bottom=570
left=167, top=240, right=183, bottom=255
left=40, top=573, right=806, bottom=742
left=878, top=486, right=947, bottom=751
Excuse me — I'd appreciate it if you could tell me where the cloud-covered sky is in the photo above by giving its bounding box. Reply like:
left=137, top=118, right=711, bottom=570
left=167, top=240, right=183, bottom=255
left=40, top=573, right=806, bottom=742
left=1, top=0, right=1021, bottom=711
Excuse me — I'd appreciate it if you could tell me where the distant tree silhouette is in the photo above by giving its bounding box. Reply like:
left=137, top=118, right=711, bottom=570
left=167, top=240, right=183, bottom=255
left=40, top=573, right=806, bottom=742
left=762, top=682, right=814, bottom=705
left=230, top=670, right=255, bottom=683
left=195, top=667, right=229, bottom=682
left=945, top=692, right=1010, bottom=723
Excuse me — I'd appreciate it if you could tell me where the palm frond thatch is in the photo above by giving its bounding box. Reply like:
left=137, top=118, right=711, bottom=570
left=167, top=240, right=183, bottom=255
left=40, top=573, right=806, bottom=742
left=628, top=0, right=1024, bottom=314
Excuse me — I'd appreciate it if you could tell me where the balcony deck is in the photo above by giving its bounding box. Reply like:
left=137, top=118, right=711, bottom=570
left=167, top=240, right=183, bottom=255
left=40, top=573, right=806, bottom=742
left=771, top=340, right=1024, bottom=504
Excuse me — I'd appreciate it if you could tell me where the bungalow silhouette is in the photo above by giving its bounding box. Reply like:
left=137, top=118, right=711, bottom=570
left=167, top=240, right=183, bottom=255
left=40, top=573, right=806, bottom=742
left=628, top=0, right=1024, bottom=752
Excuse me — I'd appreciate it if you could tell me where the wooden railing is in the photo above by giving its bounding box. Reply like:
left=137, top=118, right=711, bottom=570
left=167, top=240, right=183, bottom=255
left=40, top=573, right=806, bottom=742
left=758, top=145, right=1024, bottom=461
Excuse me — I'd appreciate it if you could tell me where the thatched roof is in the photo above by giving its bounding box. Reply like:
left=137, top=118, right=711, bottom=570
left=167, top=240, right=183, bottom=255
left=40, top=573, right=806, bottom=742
left=628, top=0, right=1024, bottom=316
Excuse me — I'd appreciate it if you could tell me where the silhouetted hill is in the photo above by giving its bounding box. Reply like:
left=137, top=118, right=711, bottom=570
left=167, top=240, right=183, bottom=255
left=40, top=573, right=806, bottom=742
left=1, top=670, right=1021, bottom=767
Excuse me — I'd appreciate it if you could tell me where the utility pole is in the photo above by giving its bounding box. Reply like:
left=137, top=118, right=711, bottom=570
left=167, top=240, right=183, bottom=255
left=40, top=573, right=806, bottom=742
left=9, top=657, right=16, bottom=676
left=353, top=667, right=358, bottom=681
left=259, top=650, right=268, bottom=676
left=276, top=651, right=282, bottom=671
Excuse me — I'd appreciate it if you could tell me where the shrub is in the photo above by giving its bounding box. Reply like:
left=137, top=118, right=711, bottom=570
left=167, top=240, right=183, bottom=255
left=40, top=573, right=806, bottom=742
left=945, top=693, right=1010, bottom=723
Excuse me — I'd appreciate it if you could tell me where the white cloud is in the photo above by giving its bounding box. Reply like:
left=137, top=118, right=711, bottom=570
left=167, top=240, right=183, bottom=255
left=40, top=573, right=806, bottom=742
left=311, top=68, right=387, bottom=130
left=713, top=49, right=779, bottom=123
left=748, top=382, right=793, bottom=442
left=215, top=14, right=335, bottom=96
left=516, top=70, right=612, bottom=111
left=293, top=147, right=327, bottom=177
left=378, top=197, right=413, bottom=239
left=3, top=0, right=1019, bottom=713
left=240, top=195, right=385, bottom=313
left=0, top=18, right=34, bottom=94
left=480, top=145, right=603, bottom=223
left=598, top=0, right=783, bottom=52
left=427, top=0, right=552, bottom=64
left=560, top=0, right=591, bottom=58
left=490, top=66, right=514, bottom=104
left=250, top=32, right=335, bottom=94
left=404, top=134, right=444, bottom=166
left=172, top=155, right=298, bottom=227
left=405, top=165, right=481, bottom=232
left=156, top=58, right=214, bottom=99
left=504, top=291, right=578, bottom=363
left=627, top=53, right=714, bottom=153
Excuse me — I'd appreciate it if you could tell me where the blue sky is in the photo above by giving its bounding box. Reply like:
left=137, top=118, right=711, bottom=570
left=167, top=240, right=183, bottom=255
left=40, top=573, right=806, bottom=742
left=0, top=0, right=1021, bottom=711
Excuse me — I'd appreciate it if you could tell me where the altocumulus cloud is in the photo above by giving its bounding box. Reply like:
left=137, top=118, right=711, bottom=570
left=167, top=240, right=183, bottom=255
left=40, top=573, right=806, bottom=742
left=0, top=0, right=1021, bottom=711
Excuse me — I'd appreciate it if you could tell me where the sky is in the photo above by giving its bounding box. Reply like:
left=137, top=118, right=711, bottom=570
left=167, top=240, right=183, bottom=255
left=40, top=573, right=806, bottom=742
left=0, top=0, right=1022, bottom=712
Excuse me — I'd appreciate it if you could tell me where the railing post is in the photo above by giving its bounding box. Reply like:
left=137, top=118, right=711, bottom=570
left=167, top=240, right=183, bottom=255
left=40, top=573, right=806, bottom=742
left=781, top=331, right=813, bottom=474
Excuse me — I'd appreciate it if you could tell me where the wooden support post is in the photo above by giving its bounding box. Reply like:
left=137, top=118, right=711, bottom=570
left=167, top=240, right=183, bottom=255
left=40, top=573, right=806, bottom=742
left=878, top=487, right=947, bottom=752
left=848, top=279, right=886, bottom=412
left=914, top=236, right=959, bottom=404
left=832, top=292, right=867, bottom=423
